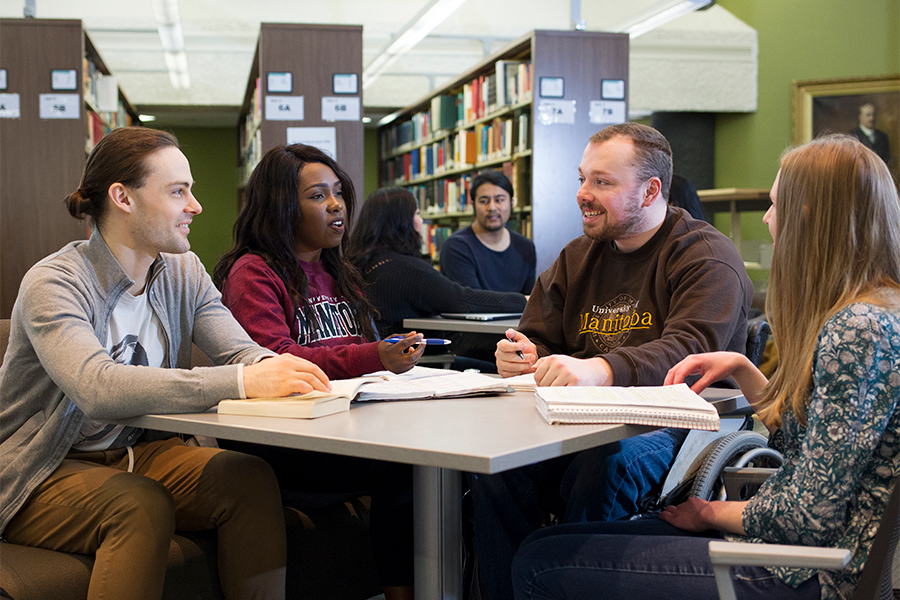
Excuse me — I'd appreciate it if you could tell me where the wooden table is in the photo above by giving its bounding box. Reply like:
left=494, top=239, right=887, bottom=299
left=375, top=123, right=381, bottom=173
left=697, top=187, right=770, bottom=250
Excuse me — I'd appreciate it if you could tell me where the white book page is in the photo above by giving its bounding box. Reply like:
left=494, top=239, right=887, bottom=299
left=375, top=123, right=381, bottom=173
left=356, top=370, right=509, bottom=401
left=364, top=366, right=457, bottom=381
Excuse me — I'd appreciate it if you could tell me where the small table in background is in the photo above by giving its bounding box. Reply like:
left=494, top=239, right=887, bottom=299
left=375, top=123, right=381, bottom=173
left=403, top=316, right=520, bottom=336
left=697, top=188, right=770, bottom=251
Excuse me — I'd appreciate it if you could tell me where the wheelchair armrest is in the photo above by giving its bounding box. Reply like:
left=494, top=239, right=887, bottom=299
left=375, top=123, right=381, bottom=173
left=709, top=540, right=850, bottom=600
left=721, top=467, right=778, bottom=500
left=709, top=540, right=850, bottom=569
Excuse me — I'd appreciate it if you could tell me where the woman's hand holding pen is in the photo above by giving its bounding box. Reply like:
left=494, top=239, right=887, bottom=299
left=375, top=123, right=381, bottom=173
left=496, top=328, right=538, bottom=377
left=377, top=332, right=426, bottom=374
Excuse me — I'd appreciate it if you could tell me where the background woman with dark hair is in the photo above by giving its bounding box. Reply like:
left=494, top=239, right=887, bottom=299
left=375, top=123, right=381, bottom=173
left=214, top=145, right=417, bottom=600
left=346, top=186, right=527, bottom=370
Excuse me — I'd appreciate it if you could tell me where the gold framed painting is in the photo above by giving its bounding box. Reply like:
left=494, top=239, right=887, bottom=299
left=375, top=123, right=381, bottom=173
left=792, top=74, right=899, bottom=178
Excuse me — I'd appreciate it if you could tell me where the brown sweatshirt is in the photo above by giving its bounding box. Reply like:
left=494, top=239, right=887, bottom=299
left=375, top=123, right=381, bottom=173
left=520, top=207, right=752, bottom=386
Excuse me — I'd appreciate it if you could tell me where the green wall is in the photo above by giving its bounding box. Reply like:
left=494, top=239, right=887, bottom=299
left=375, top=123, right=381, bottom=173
left=714, top=0, right=899, bottom=240
left=364, top=126, right=380, bottom=199
left=156, top=126, right=240, bottom=275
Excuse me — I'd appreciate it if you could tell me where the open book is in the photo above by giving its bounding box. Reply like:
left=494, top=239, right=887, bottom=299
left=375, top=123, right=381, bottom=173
left=354, top=366, right=511, bottom=402
left=217, top=377, right=383, bottom=419
left=535, top=383, right=720, bottom=431
left=216, top=367, right=512, bottom=419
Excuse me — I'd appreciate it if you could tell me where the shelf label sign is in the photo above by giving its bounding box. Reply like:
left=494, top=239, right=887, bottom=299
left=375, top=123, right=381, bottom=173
left=39, top=94, right=80, bottom=119
left=537, top=100, right=575, bottom=125
left=590, top=100, right=626, bottom=125
left=265, top=95, right=304, bottom=121
left=0, top=93, right=20, bottom=118
left=322, top=96, right=360, bottom=121
left=286, top=127, right=337, bottom=160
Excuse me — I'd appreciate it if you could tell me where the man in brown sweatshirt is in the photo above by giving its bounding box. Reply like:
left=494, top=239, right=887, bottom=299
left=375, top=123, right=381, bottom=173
left=469, top=123, right=752, bottom=600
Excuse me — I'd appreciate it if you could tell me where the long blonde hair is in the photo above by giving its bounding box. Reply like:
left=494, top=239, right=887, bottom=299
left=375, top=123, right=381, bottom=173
left=758, top=135, right=900, bottom=427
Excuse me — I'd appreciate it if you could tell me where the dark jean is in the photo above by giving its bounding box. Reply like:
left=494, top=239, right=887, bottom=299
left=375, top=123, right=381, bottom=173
left=467, top=427, right=689, bottom=600
left=512, top=519, right=821, bottom=600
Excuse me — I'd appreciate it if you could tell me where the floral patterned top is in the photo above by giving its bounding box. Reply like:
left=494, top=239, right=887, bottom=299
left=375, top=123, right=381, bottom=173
left=739, top=302, right=900, bottom=599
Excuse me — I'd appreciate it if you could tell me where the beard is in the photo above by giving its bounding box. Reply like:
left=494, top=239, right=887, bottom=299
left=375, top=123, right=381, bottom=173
left=583, top=198, right=645, bottom=243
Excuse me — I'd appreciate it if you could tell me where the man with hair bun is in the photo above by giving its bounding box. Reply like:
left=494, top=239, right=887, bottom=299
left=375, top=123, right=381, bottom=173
left=0, top=126, right=330, bottom=599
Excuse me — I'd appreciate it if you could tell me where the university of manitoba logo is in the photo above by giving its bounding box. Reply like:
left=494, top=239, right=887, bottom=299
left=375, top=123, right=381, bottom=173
left=579, top=294, right=652, bottom=352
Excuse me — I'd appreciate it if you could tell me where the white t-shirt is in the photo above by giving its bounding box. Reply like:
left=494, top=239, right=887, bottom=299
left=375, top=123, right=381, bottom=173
left=72, top=290, right=166, bottom=451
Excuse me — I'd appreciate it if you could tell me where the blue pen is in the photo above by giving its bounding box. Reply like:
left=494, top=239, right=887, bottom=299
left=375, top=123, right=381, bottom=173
left=385, top=336, right=452, bottom=345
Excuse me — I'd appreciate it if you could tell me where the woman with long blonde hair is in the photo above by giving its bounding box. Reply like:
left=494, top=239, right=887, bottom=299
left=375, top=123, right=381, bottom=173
left=509, top=135, right=900, bottom=600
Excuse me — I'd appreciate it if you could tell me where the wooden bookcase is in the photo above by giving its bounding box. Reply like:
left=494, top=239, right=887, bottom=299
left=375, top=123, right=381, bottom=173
left=237, top=23, right=364, bottom=200
left=0, top=18, right=138, bottom=318
left=377, top=30, right=629, bottom=273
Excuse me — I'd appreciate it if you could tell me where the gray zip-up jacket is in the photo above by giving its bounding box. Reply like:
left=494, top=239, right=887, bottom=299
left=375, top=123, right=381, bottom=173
left=0, top=230, right=275, bottom=533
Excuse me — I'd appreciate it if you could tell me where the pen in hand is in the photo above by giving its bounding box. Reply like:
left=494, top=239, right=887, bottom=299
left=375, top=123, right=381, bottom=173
left=506, top=330, right=526, bottom=360
left=385, top=336, right=451, bottom=345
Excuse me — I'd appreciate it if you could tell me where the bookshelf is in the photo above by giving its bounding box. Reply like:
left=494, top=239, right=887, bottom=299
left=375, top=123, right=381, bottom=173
left=0, top=18, right=138, bottom=318
left=237, top=23, right=363, bottom=201
left=377, top=30, right=629, bottom=273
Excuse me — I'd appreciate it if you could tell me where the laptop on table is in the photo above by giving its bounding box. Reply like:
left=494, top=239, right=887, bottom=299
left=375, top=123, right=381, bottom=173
left=440, top=312, right=522, bottom=321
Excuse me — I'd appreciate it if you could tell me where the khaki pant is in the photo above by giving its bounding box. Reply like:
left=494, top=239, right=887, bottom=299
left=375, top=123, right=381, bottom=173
left=5, top=437, right=286, bottom=600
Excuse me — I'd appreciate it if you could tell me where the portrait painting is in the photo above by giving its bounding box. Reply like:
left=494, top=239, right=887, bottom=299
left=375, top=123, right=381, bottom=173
left=793, top=74, right=899, bottom=182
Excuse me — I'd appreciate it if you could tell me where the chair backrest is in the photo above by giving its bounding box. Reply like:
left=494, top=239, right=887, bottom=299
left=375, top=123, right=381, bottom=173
left=853, top=477, right=900, bottom=600
left=745, top=318, right=771, bottom=367
left=1, top=319, right=10, bottom=368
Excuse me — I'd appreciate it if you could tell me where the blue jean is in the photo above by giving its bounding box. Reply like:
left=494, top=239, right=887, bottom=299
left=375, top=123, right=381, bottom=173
left=512, top=519, right=820, bottom=600
left=468, top=428, right=689, bottom=600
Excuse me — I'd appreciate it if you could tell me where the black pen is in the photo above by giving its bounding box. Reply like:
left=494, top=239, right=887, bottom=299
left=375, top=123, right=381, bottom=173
left=506, top=330, right=526, bottom=360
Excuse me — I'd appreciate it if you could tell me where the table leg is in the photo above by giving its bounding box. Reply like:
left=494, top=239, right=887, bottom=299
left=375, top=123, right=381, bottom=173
left=413, top=465, right=463, bottom=600
left=729, top=200, right=742, bottom=249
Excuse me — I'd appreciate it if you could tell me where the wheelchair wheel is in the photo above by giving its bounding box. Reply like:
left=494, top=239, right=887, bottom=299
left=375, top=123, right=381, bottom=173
left=689, top=431, right=783, bottom=502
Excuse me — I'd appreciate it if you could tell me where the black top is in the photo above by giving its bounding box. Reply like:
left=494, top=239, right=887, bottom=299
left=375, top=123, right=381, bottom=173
left=439, top=226, right=536, bottom=294
left=361, top=250, right=527, bottom=338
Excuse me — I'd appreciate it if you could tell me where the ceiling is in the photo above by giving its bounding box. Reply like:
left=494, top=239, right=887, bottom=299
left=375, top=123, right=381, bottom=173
left=0, top=0, right=758, bottom=127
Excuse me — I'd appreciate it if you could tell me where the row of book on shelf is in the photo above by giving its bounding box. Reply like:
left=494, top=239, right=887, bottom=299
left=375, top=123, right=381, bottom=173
left=239, top=127, right=264, bottom=186
left=382, top=113, right=529, bottom=184
left=380, top=59, right=533, bottom=153
left=408, top=173, right=475, bottom=216
left=398, top=158, right=530, bottom=216
left=83, top=56, right=132, bottom=151
left=239, top=77, right=263, bottom=158
left=422, top=224, right=455, bottom=260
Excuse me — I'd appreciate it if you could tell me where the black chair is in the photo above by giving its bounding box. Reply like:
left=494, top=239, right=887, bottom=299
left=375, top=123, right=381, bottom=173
left=745, top=317, right=771, bottom=368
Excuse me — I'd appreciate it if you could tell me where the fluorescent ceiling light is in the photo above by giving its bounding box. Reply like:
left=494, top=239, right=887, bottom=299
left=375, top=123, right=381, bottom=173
left=363, top=0, right=467, bottom=89
left=138, top=114, right=157, bottom=122
left=614, top=0, right=711, bottom=39
left=150, top=0, right=191, bottom=89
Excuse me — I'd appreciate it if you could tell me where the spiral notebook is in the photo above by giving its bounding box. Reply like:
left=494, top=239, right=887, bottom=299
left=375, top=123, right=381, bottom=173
left=535, top=383, right=720, bottom=431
